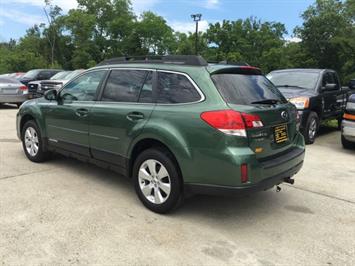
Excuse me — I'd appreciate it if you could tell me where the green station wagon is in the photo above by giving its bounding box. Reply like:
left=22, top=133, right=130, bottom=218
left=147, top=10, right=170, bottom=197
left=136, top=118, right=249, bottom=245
left=17, top=56, right=305, bottom=213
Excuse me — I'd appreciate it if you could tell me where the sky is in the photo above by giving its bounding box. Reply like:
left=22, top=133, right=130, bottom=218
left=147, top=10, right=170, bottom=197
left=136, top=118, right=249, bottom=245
left=0, top=0, right=315, bottom=42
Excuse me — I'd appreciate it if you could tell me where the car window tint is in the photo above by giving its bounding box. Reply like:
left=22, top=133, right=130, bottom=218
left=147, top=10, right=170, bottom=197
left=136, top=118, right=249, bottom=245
left=40, top=71, right=53, bottom=79
left=157, top=72, right=200, bottom=104
left=212, top=74, right=287, bottom=105
left=102, top=70, right=148, bottom=102
left=60, top=70, right=106, bottom=102
left=138, top=72, right=154, bottom=103
left=323, top=73, right=335, bottom=86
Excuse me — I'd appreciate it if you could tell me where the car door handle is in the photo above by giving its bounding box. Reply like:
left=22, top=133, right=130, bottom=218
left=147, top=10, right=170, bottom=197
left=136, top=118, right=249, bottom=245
left=126, top=112, right=144, bottom=121
left=75, top=108, right=89, bottom=117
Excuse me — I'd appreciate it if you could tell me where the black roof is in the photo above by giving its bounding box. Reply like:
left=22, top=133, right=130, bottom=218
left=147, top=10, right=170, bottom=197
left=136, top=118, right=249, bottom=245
left=97, top=55, right=208, bottom=67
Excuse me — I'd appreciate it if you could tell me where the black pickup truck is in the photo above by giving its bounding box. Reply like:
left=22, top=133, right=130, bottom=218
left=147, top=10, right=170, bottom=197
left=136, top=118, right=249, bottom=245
left=267, top=69, right=355, bottom=144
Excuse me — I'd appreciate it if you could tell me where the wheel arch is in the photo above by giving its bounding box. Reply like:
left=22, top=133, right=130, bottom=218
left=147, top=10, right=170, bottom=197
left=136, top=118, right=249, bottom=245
left=128, top=137, right=187, bottom=182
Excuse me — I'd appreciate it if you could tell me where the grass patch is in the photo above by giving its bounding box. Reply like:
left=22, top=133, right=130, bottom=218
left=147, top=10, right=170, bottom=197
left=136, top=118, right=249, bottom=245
left=321, top=119, right=338, bottom=128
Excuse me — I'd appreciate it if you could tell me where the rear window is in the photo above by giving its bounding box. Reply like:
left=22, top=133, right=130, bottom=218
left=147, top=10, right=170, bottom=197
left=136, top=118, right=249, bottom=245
left=211, top=74, right=286, bottom=105
left=0, top=77, right=21, bottom=84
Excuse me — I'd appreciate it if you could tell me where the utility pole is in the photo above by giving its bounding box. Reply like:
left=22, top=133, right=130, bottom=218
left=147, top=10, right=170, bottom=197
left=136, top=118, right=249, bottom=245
left=191, top=14, right=202, bottom=55
left=43, top=0, right=56, bottom=67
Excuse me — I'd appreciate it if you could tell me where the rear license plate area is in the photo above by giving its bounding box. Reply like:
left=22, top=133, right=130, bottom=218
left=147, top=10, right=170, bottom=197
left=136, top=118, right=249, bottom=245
left=274, top=124, right=288, bottom=144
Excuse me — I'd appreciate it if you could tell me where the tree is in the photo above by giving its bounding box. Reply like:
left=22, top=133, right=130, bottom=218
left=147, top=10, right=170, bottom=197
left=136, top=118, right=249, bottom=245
left=206, top=18, right=287, bottom=71
left=295, top=0, right=355, bottom=81
left=136, top=12, right=175, bottom=55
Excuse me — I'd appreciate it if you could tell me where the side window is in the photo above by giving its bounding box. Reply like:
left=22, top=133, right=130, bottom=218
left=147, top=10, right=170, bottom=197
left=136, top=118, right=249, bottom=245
left=60, top=70, right=106, bottom=102
left=42, top=71, right=54, bottom=79
left=157, top=72, right=201, bottom=104
left=331, top=72, right=340, bottom=89
left=322, top=73, right=335, bottom=86
left=102, top=70, right=148, bottom=102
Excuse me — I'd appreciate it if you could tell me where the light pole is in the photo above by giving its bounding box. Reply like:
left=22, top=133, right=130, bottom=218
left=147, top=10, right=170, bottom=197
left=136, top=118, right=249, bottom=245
left=191, top=13, right=202, bottom=55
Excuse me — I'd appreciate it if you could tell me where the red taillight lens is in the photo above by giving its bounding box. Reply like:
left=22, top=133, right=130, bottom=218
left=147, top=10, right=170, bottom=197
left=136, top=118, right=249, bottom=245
left=241, top=164, right=248, bottom=183
left=19, top=85, right=27, bottom=91
left=242, top=113, right=263, bottom=128
left=200, top=110, right=263, bottom=137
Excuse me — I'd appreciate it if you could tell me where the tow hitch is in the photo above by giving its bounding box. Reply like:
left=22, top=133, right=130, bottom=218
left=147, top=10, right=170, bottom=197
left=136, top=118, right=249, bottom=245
left=276, top=177, right=295, bottom=192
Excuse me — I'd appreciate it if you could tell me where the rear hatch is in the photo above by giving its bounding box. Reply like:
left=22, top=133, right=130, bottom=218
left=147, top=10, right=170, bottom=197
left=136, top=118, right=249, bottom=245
left=210, top=68, right=298, bottom=159
left=0, top=78, right=26, bottom=96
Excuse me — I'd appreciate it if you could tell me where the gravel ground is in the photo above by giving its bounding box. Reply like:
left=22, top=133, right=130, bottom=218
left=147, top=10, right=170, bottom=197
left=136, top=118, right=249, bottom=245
left=0, top=105, right=354, bottom=265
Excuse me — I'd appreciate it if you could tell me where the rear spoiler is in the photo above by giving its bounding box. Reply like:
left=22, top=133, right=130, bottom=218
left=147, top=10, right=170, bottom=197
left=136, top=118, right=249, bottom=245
left=210, top=66, right=262, bottom=75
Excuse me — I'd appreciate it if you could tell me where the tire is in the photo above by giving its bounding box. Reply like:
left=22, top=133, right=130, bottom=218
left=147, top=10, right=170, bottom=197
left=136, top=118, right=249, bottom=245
left=21, top=120, right=51, bottom=162
left=303, top=112, right=319, bottom=145
left=133, top=148, right=183, bottom=214
left=341, top=135, right=355, bottom=150
left=337, top=117, right=342, bottom=130
left=16, top=103, right=22, bottom=108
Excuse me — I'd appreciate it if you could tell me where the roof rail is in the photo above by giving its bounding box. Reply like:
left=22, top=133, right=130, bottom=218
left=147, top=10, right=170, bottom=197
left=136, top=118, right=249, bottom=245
left=97, top=55, right=208, bottom=66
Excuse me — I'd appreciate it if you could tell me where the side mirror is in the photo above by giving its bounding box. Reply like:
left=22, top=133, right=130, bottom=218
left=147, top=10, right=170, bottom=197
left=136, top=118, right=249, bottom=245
left=44, top=89, right=58, bottom=101
left=323, top=83, right=337, bottom=91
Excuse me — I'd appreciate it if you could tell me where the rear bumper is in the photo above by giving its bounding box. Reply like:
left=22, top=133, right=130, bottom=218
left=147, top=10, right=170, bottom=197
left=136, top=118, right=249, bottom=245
left=185, top=161, right=303, bottom=196
left=342, top=119, right=355, bottom=141
left=0, top=94, right=28, bottom=103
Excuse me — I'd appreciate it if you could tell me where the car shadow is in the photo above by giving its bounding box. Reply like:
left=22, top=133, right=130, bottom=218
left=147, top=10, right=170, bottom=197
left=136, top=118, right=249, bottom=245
left=46, top=154, right=286, bottom=220
left=317, top=124, right=338, bottom=136
left=0, top=103, right=18, bottom=109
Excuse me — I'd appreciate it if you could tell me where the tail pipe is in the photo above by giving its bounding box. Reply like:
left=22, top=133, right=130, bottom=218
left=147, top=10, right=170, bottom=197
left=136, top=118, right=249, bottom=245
left=284, top=177, right=295, bottom=185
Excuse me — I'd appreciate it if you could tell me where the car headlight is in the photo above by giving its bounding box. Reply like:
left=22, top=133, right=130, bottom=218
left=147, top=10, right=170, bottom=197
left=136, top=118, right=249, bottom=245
left=289, top=97, right=310, bottom=109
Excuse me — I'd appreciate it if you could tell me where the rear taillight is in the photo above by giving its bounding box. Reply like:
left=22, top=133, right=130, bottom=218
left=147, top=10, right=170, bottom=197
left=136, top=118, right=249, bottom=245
left=200, top=110, right=263, bottom=137
left=19, top=85, right=28, bottom=94
left=241, top=164, right=248, bottom=183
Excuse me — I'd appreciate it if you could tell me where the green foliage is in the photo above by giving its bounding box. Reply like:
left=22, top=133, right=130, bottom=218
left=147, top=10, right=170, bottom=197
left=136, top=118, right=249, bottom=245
left=0, top=0, right=354, bottom=84
left=295, top=0, right=355, bottom=82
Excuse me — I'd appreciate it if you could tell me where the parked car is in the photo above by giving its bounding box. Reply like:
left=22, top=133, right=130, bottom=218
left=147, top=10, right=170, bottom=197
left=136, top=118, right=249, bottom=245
left=267, top=69, right=355, bottom=144
left=8, top=72, right=26, bottom=79
left=341, top=94, right=355, bottom=149
left=16, top=55, right=305, bottom=213
left=0, top=77, right=28, bottom=107
left=28, top=69, right=85, bottom=99
left=19, top=69, right=62, bottom=86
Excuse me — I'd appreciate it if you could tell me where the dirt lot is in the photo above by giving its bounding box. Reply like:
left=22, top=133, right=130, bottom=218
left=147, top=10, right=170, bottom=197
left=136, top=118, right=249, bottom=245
left=0, top=105, right=354, bottom=265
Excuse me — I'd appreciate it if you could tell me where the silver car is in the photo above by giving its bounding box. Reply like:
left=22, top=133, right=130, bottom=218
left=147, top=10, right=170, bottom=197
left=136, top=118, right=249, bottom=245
left=341, top=94, right=355, bottom=149
left=0, top=77, right=28, bottom=107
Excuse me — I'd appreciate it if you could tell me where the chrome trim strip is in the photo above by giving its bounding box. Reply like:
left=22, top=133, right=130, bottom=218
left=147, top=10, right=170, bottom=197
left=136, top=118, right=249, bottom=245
left=90, top=132, right=120, bottom=140
left=48, top=125, right=88, bottom=135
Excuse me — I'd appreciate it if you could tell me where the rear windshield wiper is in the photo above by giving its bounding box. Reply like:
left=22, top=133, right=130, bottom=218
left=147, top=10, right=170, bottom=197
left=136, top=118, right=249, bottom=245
left=251, top=99, right=281, bottom=105
left=275, top=85, right=308, bottom=90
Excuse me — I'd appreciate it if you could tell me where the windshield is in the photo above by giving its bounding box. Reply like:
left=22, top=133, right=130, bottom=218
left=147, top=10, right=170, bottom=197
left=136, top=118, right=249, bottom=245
left=22, top=70, right=41, bottom=79
left=64, top=70, right=84, bottom=81
left=211, top=74, right=287, bottom=105
left=50, top=71, right=71, bottom=80
left=267, top=72, right=319, bottom=90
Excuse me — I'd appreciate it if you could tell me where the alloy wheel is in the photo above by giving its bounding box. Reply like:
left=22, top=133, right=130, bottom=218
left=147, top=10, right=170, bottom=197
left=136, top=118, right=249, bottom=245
left=138, top=159, right=171, bottom=204
left=24, top=127, right=39, bottom=157
left=308, top=118, right=317, bottom=140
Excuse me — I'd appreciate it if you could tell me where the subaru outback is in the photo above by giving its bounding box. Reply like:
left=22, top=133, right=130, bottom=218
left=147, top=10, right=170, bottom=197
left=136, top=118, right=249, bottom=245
left=17, top=55, right=305, bottom=213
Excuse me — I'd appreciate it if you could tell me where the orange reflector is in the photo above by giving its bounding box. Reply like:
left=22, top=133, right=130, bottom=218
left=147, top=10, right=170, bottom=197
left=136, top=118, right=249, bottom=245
left=255, top=147, right=263, bottom=153
left=241, top=164, right=248, bottom=183
left=344, top=113, right=355, bottom=121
